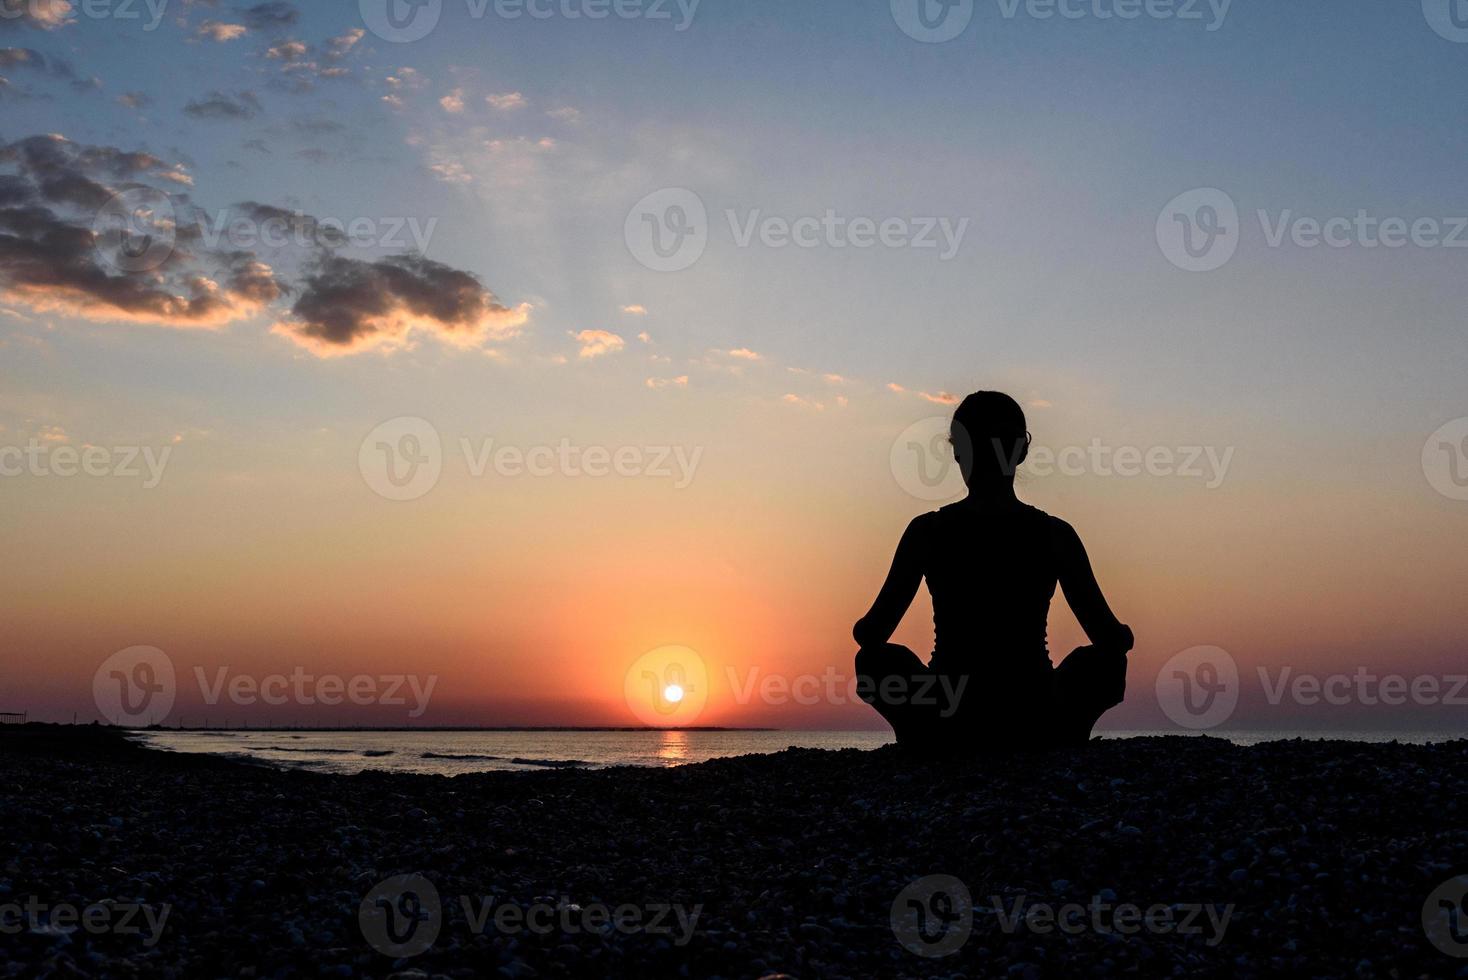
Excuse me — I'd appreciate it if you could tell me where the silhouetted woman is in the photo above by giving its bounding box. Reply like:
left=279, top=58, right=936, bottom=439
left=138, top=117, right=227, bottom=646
left=854, top=391, right=1133, bottom=750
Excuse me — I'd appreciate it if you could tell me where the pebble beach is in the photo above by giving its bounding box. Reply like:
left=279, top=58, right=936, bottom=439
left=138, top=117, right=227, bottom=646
left=3, top=725, right=1467, bottom=978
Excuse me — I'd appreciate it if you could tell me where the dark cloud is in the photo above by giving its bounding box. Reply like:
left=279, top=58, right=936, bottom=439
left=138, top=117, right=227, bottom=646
left=0, top=134, right=276, bottom=327
left=0, top=132, right=529, bottom=357
left=275, top=253, right=528, bottom=354
left=184, top=90, right=261, bottom=120
left=239, top=1, right=297, bottom=30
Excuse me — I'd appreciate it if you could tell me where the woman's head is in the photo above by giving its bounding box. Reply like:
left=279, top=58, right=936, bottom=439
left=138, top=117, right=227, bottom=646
left=951, top=390, right=1029, bottom=487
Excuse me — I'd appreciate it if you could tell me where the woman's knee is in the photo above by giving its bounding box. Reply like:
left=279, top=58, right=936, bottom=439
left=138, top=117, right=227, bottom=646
left=854, top=643, right=923, bottom=705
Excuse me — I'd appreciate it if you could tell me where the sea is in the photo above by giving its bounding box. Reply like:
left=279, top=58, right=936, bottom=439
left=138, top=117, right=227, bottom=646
left=135, top=728, right=1463, bottom=777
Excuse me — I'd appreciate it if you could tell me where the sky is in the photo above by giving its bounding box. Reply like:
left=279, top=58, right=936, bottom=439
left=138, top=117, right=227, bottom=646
left=2, top=0, right=1467, bottom=733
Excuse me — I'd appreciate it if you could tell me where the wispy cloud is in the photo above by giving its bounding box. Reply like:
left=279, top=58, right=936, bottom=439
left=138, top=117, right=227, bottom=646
left=486, top=91, right=526, bottom=111
left=573, top=329, right=625, bottom=359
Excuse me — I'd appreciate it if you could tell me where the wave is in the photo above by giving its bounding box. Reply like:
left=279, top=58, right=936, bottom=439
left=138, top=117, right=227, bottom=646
left=509, top=757, right=590, bottom=769
left=253, top=746, right=362, bottom=755
left=421, top=751, right=505, bottom=761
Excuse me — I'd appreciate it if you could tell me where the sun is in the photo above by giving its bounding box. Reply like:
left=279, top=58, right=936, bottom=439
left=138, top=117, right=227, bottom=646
left=662, top=683, right=685, bottom=704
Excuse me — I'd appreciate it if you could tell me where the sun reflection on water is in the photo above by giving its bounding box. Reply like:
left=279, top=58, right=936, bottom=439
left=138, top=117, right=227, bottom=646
left=656, top=729, right=690, bottom=765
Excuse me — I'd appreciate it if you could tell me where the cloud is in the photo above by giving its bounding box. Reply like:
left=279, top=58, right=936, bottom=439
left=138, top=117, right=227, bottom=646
left=486, top=91, right=526, bottom=111
left=323, top=27, right=364, bottom=59
left=919, top=390, right=960, bottom=405
left=265, top=39, right=307, bottom=61
left=0, top=0, right=72, bottom=30
left=781, top=393, right=824, bottom=411
left=184, top=90, right=262, bottom=120
left=262, top=28, right=364, bottom=91
left=439, top=89, right=465, bottom=113
left=272, top=253, right=530, bottom=356
left=725, top=347, right=761, bottom=361
left=546, top=106, right=581, bottom=123
left=621, top=304, right=647, bottom=315
left=115, top=91, right=151, bottom=109
left=196, top=20, right=247, bottom=41
left=0, top=136, right=283, bottom=329
left=886, top=382, right=905, bottom=393
left=636, top=331, right=651, bottom=343
left=0, top=133, right=528, bottom=357
left=822, top=373, right=847, bottom=384
left=240, top=1, right=298, bottom=31
left=428, top=161, right=471, bottom=184
left=573, top=328, right=624, bottom=359
left=646, top=375, right=688, bottom=389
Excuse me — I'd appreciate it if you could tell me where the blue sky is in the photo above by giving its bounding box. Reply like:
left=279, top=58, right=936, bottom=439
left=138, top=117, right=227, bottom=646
left=3, top=0, right=1468, bottom=727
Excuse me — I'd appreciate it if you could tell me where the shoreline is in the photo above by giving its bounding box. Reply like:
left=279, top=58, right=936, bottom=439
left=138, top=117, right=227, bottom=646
left=4, top=724, right=1467, bottom=977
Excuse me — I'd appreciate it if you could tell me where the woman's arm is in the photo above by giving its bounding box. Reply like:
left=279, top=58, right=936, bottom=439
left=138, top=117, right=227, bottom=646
left=1053, top=518, right=1134, bottom=653
left=852, top=517, right=927, bottom=649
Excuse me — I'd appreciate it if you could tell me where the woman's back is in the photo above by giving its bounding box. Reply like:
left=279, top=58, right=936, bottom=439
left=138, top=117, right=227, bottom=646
left=921, top=500, right=1060, bottom=679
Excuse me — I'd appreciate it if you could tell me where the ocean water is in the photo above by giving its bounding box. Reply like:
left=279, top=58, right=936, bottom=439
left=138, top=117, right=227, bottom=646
left=136, top=728, right=1462, bottom=777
